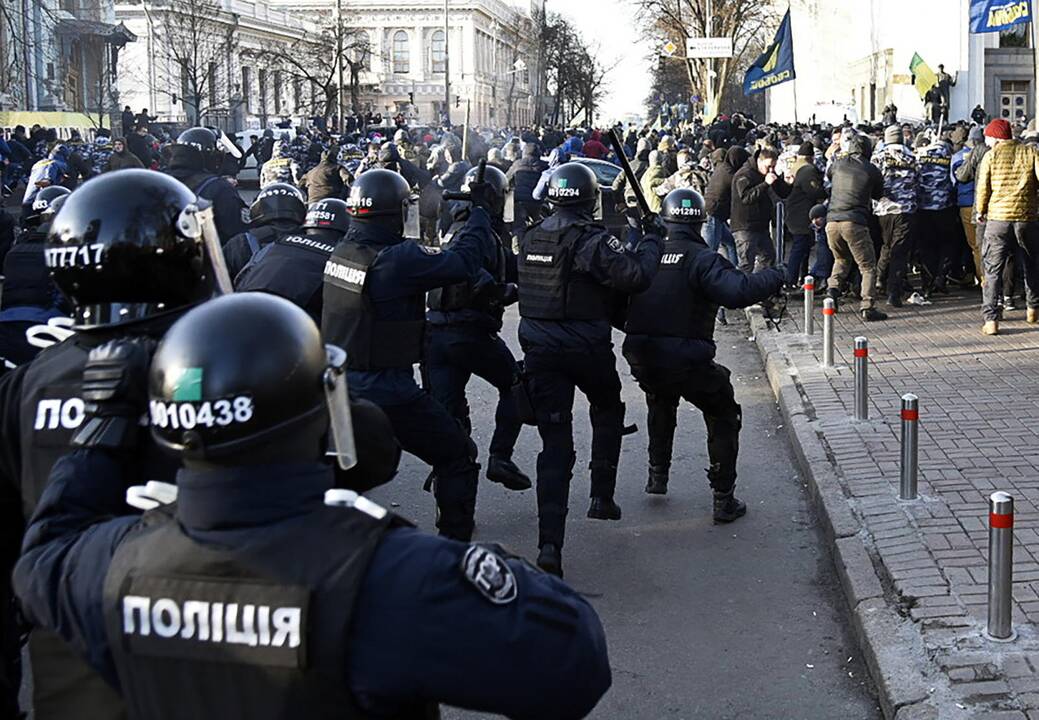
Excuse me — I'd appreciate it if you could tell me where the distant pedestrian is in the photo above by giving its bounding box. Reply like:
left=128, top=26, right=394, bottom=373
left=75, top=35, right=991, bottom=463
left=121, top=105, right=134, bottom=136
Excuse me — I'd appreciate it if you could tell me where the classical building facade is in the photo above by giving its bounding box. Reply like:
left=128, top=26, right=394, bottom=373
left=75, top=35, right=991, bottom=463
left=115, top=0, right=316, bottom=131
left=764, top=0, right=1035, bottom=125
left=271, top=0, right=540, bottom=127
left=0, top=0, right=135, bottom=119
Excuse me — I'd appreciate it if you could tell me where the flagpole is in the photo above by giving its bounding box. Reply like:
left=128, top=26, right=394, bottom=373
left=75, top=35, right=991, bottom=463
left=792, top=79, right=799, bottom=124
left=789, top=3, right=797, bottom=124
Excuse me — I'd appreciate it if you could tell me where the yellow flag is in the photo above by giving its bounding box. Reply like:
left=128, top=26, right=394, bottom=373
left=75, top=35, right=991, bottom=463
left=909, top=53, right=938, bottom=99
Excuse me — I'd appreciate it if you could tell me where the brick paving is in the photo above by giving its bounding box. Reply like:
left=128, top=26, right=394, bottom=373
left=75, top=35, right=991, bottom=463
left=757, top=288, right=1039, bottom=717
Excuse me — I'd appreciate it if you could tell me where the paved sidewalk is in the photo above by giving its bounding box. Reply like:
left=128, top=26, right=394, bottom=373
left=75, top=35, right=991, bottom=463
left=749, top=291, right=1039, bottom=720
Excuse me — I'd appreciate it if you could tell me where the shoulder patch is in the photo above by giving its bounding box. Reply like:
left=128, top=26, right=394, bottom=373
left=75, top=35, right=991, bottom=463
left=461, top=545, right=518, bottom=605
left=605, top=235, right=625, bottom=253
left=418, top=244, right=442, bottom=255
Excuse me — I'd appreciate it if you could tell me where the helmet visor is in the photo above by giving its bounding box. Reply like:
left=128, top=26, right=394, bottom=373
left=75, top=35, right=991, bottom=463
left=503, top=189, right=515, bottom=224
left=324, top=344, right=357, bottom=471
left=403, top=194, right=421, bottom=240
left=190, top=203, right=234, bottom=295
left=217, top=130, right=243, bottom=159
left=593, top=188, right=604, bottom=221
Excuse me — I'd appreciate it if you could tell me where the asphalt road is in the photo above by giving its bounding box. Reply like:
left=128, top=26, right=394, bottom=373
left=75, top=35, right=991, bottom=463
left=368, top=309, right=881, bottom=720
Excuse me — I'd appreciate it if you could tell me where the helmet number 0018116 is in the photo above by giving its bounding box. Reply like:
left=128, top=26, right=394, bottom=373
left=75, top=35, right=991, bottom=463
left=44, top=243, right=105, bottom=268
left=149, top=396, right=254, bottom=431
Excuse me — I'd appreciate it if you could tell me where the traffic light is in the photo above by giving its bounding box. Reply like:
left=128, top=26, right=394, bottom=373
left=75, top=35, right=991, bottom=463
left=455, top=95, right=460, bottom=108
left=408, top=91, right=414, bottom=104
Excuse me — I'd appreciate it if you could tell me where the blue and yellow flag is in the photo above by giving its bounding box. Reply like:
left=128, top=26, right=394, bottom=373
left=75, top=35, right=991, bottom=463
left=743, top=9, right=796, bottom=96
left=970, top=0, right=1031, bottom=33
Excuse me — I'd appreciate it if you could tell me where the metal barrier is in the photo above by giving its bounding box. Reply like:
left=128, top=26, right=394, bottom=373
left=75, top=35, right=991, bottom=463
left=822, top=298, right=835, bottom=367
left=853, top=337, right=868, bottom=420
left=987, top=491, right=1015, bottom=641
left=803, top=275, right=815, bottom=336
left=899, top=394, right=918, bottom=500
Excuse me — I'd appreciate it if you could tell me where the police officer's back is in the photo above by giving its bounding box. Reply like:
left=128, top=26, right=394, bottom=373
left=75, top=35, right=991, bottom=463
left=13, top=293, right=612, bottom=720
left=165, top=127, right=247, bottom=240
left=234, top=198, right=348, bottom=323
left=0, top=170, right=233, bottom=720
left=223, top=183, right=307, bottom=279
left=623, top=188, right=783, bottom=521
left=321, top=168, right=494, bottom=541
left=516, top=162, right=662, bottom=576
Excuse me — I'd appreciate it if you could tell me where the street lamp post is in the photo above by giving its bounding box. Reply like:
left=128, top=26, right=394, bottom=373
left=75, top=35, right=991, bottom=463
left=444, top=0, right=451, bottom=126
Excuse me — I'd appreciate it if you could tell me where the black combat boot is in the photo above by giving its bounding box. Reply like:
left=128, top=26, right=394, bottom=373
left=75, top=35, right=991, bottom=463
left=713, top=490, right=747, bottom=524
left=587, top=497, right=622, bottom=520
left=645, top=465, right=669, bottom=495
left=486, top=455, right=532, bottom=491
left=537, top=544, right=563, bottom=578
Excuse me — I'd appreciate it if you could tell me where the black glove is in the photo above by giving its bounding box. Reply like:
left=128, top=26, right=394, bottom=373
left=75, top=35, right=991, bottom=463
left=73, top=338, right=156, bottom=451
left=500, top=282, right=519, bottom=307
left=640, top=213, right=664, bottom=238
left=465, top=180, right=497, bottom=215
left=334, top=399, right=401, bottom=493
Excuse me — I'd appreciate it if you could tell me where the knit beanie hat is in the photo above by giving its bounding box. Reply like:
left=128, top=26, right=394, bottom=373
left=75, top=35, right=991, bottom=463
left=968, top=126, right=985, bottom=146
left=809, top=204, right=827, bottom=221
left=797, top=142, right=815, bottom=157
left=883, top=125, right=902, bottom=145
left=985, top=118, right=1013, bottom=140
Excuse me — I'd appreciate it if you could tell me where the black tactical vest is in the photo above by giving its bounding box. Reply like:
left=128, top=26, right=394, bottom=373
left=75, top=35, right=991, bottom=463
left=625, top=238, right=716, bottom=340
left=234, top=235, right=337, bottom=321
left=102, top=501, right=397, bottom=720
left=321, top=241, right=425, bottom=370
left=16, top=328, right=178, bottom=720
left=516, top=222, right=611, bottom=321
left=427, top=220, right=506, bottom=313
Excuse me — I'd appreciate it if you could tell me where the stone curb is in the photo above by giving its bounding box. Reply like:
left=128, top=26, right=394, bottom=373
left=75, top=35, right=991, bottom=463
left=745, top=308, right=939, bottom=719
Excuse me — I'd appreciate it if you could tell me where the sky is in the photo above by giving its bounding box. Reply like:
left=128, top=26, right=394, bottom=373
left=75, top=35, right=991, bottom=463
left=549, top=0, right=653, bottom=122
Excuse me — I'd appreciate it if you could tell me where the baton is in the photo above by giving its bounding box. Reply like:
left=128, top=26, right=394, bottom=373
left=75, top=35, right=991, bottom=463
left=607, top=128, right=653, bottom=219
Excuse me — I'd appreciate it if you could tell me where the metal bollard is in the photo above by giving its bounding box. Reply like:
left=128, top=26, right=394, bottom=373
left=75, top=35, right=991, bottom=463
left=899, top=394, right=919, bottom=500
left=803, top=275, right=815, bottom=336
left=822, top=298, right=835, bottom=367
left=987, top=491, right=1015, bottom=641
left=853, top=337, right=868, bottom=420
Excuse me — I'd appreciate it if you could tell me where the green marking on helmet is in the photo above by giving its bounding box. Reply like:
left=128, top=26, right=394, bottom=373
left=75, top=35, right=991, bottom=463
left=558, top=178, right=568, bottom=188
left=682, top=199, right=692, bottom=208
left=171, top=367, right=203, bottom=402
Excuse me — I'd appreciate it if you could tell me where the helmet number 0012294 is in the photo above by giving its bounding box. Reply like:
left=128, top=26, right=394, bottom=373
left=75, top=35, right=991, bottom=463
left=44, top=243, right=105, bottom=268
left=149, top=397, right=254, bottom=431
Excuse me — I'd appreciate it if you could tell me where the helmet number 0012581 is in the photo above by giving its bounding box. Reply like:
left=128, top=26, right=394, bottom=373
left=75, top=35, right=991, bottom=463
left=149, top=397, right=254, bottom=431
left=44, top=243, right=105, bottom=268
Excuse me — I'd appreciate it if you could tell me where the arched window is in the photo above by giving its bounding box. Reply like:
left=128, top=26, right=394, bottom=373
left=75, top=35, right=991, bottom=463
left=393, top=31, right=409, bottom=74
left=349, top=31, right=371, bottom=71
left=431, top=29, right=446, bottom=74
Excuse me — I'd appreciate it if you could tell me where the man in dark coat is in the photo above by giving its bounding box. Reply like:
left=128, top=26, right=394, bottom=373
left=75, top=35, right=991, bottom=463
left=729, top=147, right=789, bottom=273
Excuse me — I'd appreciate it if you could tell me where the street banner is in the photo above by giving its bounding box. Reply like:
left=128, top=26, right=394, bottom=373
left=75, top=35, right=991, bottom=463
left=743, top=8, right=795, bottom=95
left=969, top=0, right=1031, bottom=33
left=909, top=53, right=938, bottom=98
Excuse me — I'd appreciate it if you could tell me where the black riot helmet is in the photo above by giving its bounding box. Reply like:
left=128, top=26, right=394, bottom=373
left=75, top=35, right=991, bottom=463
left=346, top=168, right=410, bottom=218
left=45, top=169, right=232, bottom=328
left=660, top=188, right=708, bottom=226
left=249, top=182, right=306, bottom=227
left=25, top=185, right=71, bottom=228
left=176, top=126, right=218, bottom=154
left=545, top=162, right=599, bottom=208
left=303, top=198, right=351, bottom=235
left=149, top=293, right=356, bottom=469
left=461, top=164, right=508, bottom=220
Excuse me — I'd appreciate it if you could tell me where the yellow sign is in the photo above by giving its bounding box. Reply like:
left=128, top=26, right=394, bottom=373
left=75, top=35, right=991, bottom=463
left=662, top=41, right=678, bottom=57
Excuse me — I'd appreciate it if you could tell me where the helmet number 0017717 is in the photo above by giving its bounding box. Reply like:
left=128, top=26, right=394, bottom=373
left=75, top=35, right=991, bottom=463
left=149, top=396, right=254, bottom=431
left=44, top=243, right=105, bottom=268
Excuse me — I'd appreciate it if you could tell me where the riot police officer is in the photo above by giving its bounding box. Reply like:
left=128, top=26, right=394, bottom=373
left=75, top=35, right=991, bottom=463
left=165, top=127, right=247, bottom=240
left=623, top=188, right=783, bottom=522
left=322, top=168, right=495, bottom=541
left=13, top=292, right=612, bottom=720
left=0, top=169, right=233, bottom=719
left=517, top=162, right=662, bottom=577
left=223, top=182, right=307, bottom=279
left=0, top=188, right=69, bottom=371
left=233, top=198, right=346, bottom=323
left=426, top=165, right=529, bottom=491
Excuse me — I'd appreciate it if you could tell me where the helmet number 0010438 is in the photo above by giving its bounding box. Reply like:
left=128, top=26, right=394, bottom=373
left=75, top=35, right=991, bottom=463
left=44, top=243, right=105, bottom=268
left=149, top=396, right=254, bottom=431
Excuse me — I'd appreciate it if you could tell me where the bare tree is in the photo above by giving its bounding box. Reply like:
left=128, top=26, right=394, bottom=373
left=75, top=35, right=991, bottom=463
left=630, top=0, right=775, bottom=115
left=535, top=11, right=614, bottom=126
left=143, top=0, right=237, bottom=125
